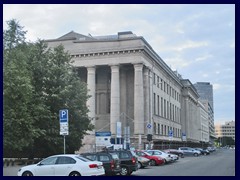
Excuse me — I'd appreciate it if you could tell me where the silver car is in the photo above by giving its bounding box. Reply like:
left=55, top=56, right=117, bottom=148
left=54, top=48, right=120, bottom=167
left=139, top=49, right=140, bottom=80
left=178, top=147, right=201, bottom=157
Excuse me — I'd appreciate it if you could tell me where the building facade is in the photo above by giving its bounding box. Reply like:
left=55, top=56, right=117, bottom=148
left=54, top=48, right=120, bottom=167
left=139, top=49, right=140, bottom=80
left=46, top=31, right=208, bottom=152
left=194, top=82, right=215, bottom=144
left=215, top=121, right=235, bottom=141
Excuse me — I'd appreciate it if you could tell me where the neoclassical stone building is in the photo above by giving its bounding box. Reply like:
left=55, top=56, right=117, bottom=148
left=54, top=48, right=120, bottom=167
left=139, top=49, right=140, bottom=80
left=46, top=31, right=202, bottom=151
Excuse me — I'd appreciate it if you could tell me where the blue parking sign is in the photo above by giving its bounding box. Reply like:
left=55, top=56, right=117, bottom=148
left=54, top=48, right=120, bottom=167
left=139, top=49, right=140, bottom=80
left=59, top=109, right=68, bottom=123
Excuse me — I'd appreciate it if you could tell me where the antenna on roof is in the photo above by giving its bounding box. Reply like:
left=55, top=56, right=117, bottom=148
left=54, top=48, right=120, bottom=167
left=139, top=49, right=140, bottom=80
left=88, top=33, right=92, bottom=37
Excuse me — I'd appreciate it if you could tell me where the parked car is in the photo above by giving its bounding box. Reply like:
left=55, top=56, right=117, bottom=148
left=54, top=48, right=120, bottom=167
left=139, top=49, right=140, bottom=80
left=81, top=152, right=121, bottom=176
left=163, top=149, right=184, bottom=158
left=145, top=150, right=173, bottom=163
left=107, top=150, right=138, bottom=176
left=178, top=147, right=201, bottom=157
left=17, top=154, right=105, bottom=176
left=194, top=148, right=210, bottom=155
left=207, top=147, right=216, bottom=152
left=135, top=150, right=164, bottom=166
left=135, top=155, right=150, bottom=169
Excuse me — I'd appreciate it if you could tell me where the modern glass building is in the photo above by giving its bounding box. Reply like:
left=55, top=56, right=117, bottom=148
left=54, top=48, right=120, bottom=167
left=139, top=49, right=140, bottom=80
left=193, top=82, right=214, bottom=110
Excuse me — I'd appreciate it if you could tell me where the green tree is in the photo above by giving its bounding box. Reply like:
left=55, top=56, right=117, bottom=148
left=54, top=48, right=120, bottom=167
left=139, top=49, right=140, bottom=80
left=27, top=43, right=93, bottom=157
left=3, top=19, right=92, bottom=158
left=3, top=20, right=42, bottom=156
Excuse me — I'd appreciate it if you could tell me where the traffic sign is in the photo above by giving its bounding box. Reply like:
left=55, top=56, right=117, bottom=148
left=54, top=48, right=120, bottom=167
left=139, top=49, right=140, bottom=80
left=59, top=109, right=69, bottom=135
left=146, top=123, right=152, bottom=129
left=168, top=130, right=173, bottom=137
left=59, top=109, right=68, bottom=123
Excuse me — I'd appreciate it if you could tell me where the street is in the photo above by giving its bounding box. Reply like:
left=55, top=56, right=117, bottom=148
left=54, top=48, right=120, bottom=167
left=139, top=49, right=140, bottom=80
left=133, top=148, right=235, bottom=176
left=3, top=148, right=235, bottom=176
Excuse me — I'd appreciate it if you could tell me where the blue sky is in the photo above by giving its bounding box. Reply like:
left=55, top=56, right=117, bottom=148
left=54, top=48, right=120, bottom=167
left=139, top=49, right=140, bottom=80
left=3, top=4, right=235, bottom=125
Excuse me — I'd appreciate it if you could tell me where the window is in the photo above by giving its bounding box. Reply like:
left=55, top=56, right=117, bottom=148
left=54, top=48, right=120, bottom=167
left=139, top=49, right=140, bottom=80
left=157, top=95, right=160, bottom=115
left=57, top=157, right=76, bottom=164
left=161, top=79, right=163, bottom=90
left=120, top=152, right=130, bottom=159
left=99, top=155, right=110, bottom=162
left=158, top=124, right=160, bottom=134
left=154, top=122, right=157, bottom=134
left=157, top=76, right=160, bottom=88
left=161, top=97, right=163, bottom=116
left=161, top=124, right=163, bottom=135
left=164, top=99, right=166, bottom=118
left=153, top=73, right=156, bottom=84
left=153, top=93, right=156, bottom=115
left=40, top=157, right=58, bottom=165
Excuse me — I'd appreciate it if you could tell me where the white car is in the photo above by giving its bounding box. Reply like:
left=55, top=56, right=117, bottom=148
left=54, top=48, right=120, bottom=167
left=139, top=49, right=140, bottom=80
left=146, top=150, right=173, bottom=163
left=17, top=154, right=105, bottom=176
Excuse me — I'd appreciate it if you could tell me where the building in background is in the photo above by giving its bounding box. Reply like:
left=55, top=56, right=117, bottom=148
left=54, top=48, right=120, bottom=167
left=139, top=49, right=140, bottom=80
left=194, top=82, right=215, bottom=145
left=215, top=121, right=235, bottom=141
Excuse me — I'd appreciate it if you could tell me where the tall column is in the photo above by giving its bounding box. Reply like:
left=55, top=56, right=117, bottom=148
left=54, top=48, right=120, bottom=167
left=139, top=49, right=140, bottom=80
left=143, top=68, right=150, bottom=135
left=79, top=66, right=96, bottom=153
left=87, top=66, right=96, bottom=123
left=110, top=65, right=120, bottom=136
left=134, top=63, right=144, bottom=135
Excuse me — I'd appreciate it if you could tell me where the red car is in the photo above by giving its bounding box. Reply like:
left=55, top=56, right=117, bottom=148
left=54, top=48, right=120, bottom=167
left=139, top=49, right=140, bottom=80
left=135, top=150, right=165, bottom=166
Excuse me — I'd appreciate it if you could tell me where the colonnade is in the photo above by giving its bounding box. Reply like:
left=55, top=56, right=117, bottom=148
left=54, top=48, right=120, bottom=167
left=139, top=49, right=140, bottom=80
left=86, top=63, right=148, bottom=136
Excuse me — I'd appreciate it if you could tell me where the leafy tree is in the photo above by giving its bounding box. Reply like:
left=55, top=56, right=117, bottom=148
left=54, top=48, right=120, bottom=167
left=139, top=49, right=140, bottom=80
left=3, top=19, right=92, bottom=158
left=3, top=20, right=42, bottom=156
left=3, top=19, right=26, bottom=50
left=216, top=136, right=235, bottom=147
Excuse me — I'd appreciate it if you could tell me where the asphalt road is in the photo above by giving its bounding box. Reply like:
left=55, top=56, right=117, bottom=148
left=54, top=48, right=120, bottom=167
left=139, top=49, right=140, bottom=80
left=3, top=148, right=235, bottom=176
left=133, top=148, right=235, bottom=176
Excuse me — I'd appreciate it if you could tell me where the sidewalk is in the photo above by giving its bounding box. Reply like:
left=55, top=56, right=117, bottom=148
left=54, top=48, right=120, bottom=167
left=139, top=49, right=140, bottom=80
left=3, top=165, right=23, bottom=176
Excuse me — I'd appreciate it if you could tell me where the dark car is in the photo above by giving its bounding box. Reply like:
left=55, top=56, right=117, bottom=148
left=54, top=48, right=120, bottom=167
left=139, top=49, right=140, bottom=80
left=163, top=149, right=184, bottom=158
left=107, top=150, right=138, bottom=176
left=81, top=152, right=121, bottom=176
left=195, top=148, right=210, bottom=155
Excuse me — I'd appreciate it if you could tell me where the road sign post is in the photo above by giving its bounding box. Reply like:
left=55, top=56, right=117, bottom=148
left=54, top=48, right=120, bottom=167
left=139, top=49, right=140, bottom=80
left=59, top=109, right=69, bottom=154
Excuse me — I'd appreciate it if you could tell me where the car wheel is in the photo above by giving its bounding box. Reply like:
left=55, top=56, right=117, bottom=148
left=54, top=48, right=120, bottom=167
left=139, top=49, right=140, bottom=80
left=204, top=152, right=207, bottom=155
left=69, top=171, right=81, bottom=176
left=164, top=159, right=167, bottom=164
left=150, top=159, right=156, bottom=166
left=137, top=162, right=142, bottom=169
left=22, top=171, right=33, bottom=176
left=194, top=153, right=198, bottom=157
left=120, top=166, right=129, bottom=176
left=181, top=154, right=184, bottom=158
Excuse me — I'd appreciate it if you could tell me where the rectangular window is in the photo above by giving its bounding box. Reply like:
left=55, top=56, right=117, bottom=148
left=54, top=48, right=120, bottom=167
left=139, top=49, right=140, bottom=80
left=154, top=122, right=156, bottom=134
left=157, top=95, right=160, bottom=115
left=161, top=124, right=163, bottom=135
left=161, top=79, right=163, bottom=90
left=157, top=76, right=160, bottom=88
left=153, top=73, right=156, bottom=85
left=158, top=124, right=160, bottom=134
left=153, top=93, right=156, bottom=115
left=170, top=103, right=172, bottom=120
left=164, top=99, right=166, bottom=118
left=167, top=101, right=169, bottom=119
left=161, top=97, right=163, bottom=116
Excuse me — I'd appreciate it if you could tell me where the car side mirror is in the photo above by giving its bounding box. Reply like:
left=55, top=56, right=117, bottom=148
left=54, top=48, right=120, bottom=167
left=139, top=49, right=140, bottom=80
left=37, top=162, right=43, bottom=166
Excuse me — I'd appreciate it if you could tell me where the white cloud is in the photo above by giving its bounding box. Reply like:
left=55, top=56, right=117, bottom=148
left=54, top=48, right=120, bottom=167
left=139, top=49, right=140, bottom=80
left=195, top=54, right=213, bottom=62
